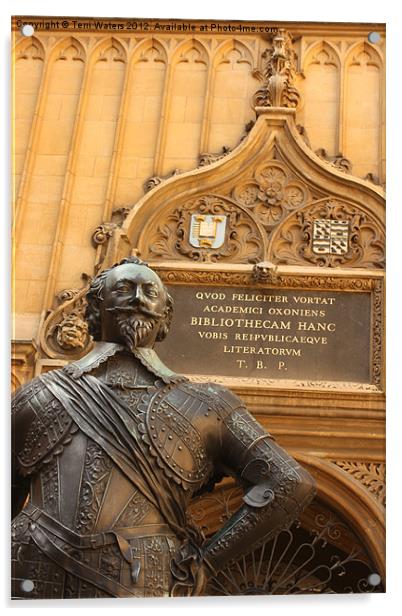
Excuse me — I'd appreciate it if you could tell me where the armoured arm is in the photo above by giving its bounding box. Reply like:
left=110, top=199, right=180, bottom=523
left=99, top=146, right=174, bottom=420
left=12, top=463, right=30, bottom=519
left=202, top=387, right=316, bottom=575
left=11, top=377, right=74, bottom=519
left=11, top=387, right=32, bottom=518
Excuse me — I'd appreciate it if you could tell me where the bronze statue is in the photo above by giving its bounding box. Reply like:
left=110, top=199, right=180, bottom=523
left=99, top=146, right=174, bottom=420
left=12, top=257, right=316, bottom=599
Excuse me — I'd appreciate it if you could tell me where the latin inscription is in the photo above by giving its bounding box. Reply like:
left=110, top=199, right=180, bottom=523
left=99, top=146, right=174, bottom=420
left=157, top=286, right=371, bottom=382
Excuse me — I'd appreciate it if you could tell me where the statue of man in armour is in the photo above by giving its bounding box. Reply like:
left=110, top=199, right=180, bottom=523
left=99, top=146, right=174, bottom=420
left=12, top=257, right=316, bottom=599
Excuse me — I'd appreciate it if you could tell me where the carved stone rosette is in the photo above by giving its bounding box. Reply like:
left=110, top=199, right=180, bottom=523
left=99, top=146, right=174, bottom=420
left=253, top=29, right=300, bottom=109
left=272, top=199, right=385, bottom=269
left=146, top=195, right=266, bottom=263
left=40, top=281, right=93, bottom=360
left=231, top=160, right=310, bottom=232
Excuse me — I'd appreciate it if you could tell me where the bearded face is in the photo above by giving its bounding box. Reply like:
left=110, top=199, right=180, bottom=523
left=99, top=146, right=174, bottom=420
left=57, top=314, right=89, bottom=350
left=113, top=309, right=158, bottom=351
left=99, top=262, right=170, bottom=349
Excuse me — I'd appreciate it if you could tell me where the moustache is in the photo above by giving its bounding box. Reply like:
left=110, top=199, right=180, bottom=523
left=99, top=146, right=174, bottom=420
left=105, top=305, right=164, bottom=320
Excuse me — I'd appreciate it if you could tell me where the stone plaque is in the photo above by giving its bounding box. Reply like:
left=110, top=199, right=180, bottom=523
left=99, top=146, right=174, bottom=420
left=157, top=285, right=372, bottom=382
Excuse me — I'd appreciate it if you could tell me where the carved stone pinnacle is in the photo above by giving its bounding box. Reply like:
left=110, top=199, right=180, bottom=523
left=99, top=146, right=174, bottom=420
left=253, top=29, right=300, bottom=109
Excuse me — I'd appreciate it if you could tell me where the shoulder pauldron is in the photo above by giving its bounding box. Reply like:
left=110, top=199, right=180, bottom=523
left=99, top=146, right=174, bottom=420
left=12, top=377, right=77, bottom=476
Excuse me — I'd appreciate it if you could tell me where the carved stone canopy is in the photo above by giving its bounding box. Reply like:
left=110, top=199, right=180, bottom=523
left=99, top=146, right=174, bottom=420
left=102, top=107, right=384, bottom=270
left=39, top=107, right=385, bottom=361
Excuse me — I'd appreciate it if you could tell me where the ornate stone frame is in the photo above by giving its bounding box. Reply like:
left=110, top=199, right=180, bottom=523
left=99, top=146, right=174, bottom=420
left=151, top=261, right=385, bottom=396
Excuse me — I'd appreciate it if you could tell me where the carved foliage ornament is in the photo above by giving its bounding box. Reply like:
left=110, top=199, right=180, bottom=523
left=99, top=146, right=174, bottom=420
left=372, top=280, right=384, bottom=387
left=43, top=205, right=131, bottom=359
left=315, top=148, right=353, bottom=174
left=157, top=268, right=379, bottom=292
left=146, top=195, right=265, bottom=264
left=197, top=122, right=255, bottom=169
left=197, top=147, right=232, bottom=168
left=333, top=461, right=385, bottom=507
left=92, top=207, right=131, bottom=274
left=272, top=200, right=385, bottom=269
left=253, top=29, right=300, bottom=109
left=144, top=169, right=182, bottom=193
left=143, top=123, right=255, bottom=192
left=92, top=207, right=131, bottom=246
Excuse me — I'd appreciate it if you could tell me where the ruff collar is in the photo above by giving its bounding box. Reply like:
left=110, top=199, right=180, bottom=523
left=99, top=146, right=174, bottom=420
left=63, top=341, right=186, bottom=384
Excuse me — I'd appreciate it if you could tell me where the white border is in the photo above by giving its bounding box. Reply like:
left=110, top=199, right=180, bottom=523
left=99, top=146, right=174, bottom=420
left=2, top=0, right=401, bottom=613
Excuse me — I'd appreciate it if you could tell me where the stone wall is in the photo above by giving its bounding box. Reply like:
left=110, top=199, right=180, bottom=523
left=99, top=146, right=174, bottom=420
left=12, top=19, right=385, bottom=355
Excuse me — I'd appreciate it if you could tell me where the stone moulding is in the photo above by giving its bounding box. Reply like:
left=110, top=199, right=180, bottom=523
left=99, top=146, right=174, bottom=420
left=11, top=341, right=37, bottom=390
left=186, top=375, right=381, bottom=394
left=291, top=454, right=385, bottom=582
left=153, top=263, right=382, bottom=289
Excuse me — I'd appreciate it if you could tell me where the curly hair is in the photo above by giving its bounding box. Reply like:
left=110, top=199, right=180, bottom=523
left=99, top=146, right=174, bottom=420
left=84, top=257, right=173, bottom=342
